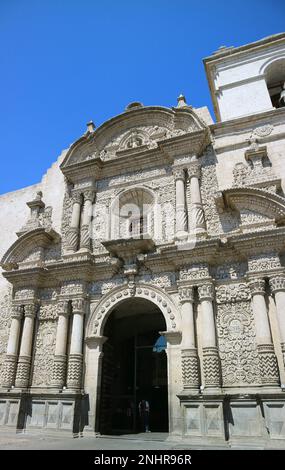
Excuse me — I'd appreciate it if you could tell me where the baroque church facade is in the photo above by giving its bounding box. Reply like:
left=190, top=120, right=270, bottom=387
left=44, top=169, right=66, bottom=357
left=0, top=33, right=285, bottom=447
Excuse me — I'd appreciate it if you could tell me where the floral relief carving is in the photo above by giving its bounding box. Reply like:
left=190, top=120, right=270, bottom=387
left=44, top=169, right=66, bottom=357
left=180, top=264, right=209, bottom=280
left=31, top=320, right=57, bottom=387
left=216, top=283, right=251, bottom=304
left=200, top=147, right=222, bottom=235
left=217, top=300, right=260, bottom=385
left=61, top=190, right=74, bottom=248
left=248, top=254, right=281, bottom=272
left=38, top=304, right=58, bottom=321
left=0, top=288, right=12, bottom=378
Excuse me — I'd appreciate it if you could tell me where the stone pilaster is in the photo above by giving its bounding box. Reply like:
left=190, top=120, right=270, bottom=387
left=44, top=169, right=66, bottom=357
left=67, top=298, right=85, bottom=389
left=80, top=189, right=95, bottom=251
left=187, top=158, right=206, bottom=236
left=269, top=275, right=285, bottom=367
left=249, top=279, right=279, bottom=385
left=198, top=283, right=221, bottom=388
left=66, top=192, right=82, bottom=253
left=15, top=303, right=37, bottom=389
left=179, top=286, right=200, bottom=389
left=173, top=167, right=187, bottom=240
left=2, top=305, right=24, bottom=388
left=51, top=300, right=70, bottom=388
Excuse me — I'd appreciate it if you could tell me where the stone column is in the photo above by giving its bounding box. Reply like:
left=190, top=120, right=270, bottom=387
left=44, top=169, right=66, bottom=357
left=51, top=300, right=70, bottom=388
left=173, top=167, right=187, bottom=240
left=80, top=190, right=95, bottom=250
left=15, top=303, right=37, bottom=388
left=66, top=192, right=82, bottom=253
left=198, top=283, right=221, bottom=388
left=84, top=335, right=107, bottom=433
left=249, top=279, right=279, bottom=385
left=67, top=298, right=85, bottom=389
left=187, top=158, right=206, bottom=235
left=2, top=305, right=24, bottom=388
left=269, top=276, right=285, bottom=367
left=179, top=286, right=200, bottom=390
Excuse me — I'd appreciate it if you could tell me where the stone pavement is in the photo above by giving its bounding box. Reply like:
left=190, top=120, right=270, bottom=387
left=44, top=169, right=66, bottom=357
left=0, top=430, right=229, bottom=450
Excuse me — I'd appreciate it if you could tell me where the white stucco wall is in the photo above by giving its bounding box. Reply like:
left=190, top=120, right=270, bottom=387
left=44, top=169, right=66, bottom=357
left=0, top=150, right=66, bottom=296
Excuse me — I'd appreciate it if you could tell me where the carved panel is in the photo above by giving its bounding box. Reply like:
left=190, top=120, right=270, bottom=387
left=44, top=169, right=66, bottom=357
left=200, top=147, right=222, bottom=235
left=248, top=254, right=281, bottom=272
left=180, top=264, right=209, bottom=281
left=216, top=301, right=260, bottom=385
left=38, top=304, right=58, bottom=321
left=0, top=288, right=12, bottom=379
left=31, top=320, right=57, bottom=387
left=216, top=283, right=251, bottom=304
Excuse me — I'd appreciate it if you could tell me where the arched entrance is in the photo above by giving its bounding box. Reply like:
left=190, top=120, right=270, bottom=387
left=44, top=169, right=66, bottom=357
left=99, top=297, right=169, bottom=434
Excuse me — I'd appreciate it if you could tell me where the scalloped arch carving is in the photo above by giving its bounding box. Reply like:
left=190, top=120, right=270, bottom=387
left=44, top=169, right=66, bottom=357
left=223, top=187, right=285, bottom=225
left=1, top=228, right=57, bottom=270
left=87, top=283, right=181, bottom=337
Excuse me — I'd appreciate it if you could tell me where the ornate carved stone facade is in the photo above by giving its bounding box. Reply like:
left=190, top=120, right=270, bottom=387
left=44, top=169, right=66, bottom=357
left=0, top=34, right=285, bottom=446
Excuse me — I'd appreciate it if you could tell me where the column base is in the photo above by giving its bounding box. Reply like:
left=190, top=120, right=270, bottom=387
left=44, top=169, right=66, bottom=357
left=181, top=349, right=200, bottom=390
left=67, top=354, right=83, bottom=390
left=2, top=354, right=18, bottom=389
left=175, top=231, right=188, bottom=241
left=15, top=356, right=31, bottom=389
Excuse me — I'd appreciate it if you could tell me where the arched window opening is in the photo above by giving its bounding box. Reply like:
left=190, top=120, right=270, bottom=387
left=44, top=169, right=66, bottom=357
left=264, top=59, right=285, bottom=109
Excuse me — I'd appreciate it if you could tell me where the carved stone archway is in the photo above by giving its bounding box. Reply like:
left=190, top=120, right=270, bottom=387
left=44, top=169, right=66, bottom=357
left=87, top=283, right=181, bottom=337
left=84, top=284, right=182, bottom=436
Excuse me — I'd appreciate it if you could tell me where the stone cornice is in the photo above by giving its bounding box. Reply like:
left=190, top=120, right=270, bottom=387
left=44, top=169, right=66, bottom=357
left=3, top=226, right=285, bottom=289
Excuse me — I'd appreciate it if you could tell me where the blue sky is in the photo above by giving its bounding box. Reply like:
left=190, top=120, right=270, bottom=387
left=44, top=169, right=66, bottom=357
left=0, top=0, right=284, bottom=194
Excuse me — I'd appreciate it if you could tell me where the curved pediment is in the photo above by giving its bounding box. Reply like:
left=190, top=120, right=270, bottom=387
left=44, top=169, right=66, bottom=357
left=1, top=228, right=59, bottom=271
left=61, top=105, right=206, bottom=168
left=222, top=187, right=285, bottom=231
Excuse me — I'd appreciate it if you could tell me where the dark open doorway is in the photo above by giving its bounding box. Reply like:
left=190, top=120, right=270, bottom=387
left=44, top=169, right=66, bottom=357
left=99, top=298, right=169, bottom=434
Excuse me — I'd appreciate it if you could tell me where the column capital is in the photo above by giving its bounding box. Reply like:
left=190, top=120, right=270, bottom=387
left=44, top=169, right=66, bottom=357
left=249, top=278, right=266, bottom=296
left=72, top=298, right=86, bottom=315
left=57, top=300, right=70, bottom=317
left=187, top=161, right=201, bottom=179
left=179, top=286, right=194, bottom=303
left=71, top=191, right=82, bottom=205
left=83, top=189, right=95, bottom=202
left=24, top=303, right=37, bottom=318
left=11, top=305, right=24, bottom=320
left=269, top=275, right=285, bottom=294
left=198, top=283, right=214, bottom=301
left=172, top=167, right=185, bottom=181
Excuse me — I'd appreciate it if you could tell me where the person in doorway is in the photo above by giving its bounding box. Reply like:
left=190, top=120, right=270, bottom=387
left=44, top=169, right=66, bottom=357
left=138, top=399, right=151, bottom=432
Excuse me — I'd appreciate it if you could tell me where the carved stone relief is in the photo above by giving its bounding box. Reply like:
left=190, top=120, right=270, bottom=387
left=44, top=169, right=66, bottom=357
left=216, top=294, right=260, bottom=386
left=248, top=253, right=281, bottom=272
left=0, top=287, right=12, bottom=379
left=31, top=319, right=57, bottom=387
left=200, top=147, right=223, bottom=235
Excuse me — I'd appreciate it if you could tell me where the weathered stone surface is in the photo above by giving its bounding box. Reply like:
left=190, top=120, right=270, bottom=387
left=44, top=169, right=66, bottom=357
left=0, top=34, right=285, bottom=447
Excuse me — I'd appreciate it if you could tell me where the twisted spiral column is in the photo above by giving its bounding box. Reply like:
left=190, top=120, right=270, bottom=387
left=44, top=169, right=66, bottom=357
left=173, top=167, right=187, bottom=240
left=187, top=158, right=206, bottom=236
left=66, top=192, right=82, bottom=253
left=80, top=189, right=95, bottom=250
